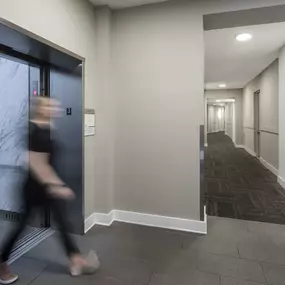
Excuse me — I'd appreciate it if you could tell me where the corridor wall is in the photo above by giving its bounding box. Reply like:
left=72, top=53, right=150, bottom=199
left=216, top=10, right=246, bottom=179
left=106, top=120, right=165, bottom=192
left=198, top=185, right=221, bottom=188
left=243, top=59, right=279, bottom=170
left=225, top=103, right=234, bottom=140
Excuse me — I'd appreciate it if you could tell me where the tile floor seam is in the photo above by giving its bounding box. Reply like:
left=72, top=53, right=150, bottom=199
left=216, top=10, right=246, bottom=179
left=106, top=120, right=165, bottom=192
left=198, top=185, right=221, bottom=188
left=236, top=242, right=241, bottom=259
left=198, top=267, right=266, bottom=284
left=27, top=261, right=50, bottom=285
left=259, top=262, right=270, bottom=285
left=147, top=271, right=155, bottom=285
left=197, top=251, right=242, bottom=260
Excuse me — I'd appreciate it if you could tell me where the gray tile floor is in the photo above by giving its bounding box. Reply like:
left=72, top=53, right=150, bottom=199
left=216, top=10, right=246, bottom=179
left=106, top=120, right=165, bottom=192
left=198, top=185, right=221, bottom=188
left=10, top=216, right=285, bottom=284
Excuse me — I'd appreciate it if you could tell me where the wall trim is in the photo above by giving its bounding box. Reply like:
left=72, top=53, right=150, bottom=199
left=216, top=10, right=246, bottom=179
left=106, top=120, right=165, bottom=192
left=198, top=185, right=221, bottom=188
left=84, top=212, right=113, bottom=232
left=243, top=146, right=256, bottom=157
left=259, top=157, right=279, bottom=176
left=278, top=176, right=285, bottom=189
left=235, top=145, right=280, bottom=178
left=235, top=144, right=244, bottom=148
left=85, top=208, right=207, bottom=235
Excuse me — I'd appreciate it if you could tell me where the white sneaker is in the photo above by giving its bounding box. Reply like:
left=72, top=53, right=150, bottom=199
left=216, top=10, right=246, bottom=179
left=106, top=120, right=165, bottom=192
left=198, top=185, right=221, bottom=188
left=0, top=263, right=18, bottom=285
left=0, top=275, right=18, bottom=285
left=70, top=251, right=100, bottom=277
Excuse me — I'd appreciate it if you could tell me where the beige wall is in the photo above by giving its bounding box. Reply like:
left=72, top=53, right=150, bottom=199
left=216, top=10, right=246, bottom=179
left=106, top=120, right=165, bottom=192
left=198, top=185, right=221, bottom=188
left=243, top=60, right=279, bottom=169
left=0, top=0, right=114, bottom=217
left=205, top=89, right=243, bottom=145
left=112, top=1, right=204, bottom=220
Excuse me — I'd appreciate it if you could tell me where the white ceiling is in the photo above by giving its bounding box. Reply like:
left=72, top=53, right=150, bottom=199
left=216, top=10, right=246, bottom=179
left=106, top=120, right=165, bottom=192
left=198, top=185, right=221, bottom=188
left=205, top=22, right=285, bottom=90
left=89, top=0, right=169, bottom=9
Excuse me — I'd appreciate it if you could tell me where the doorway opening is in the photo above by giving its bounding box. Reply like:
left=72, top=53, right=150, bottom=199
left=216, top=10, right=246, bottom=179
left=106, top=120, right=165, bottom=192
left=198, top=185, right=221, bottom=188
left=204, top=20, right=284, bottom=224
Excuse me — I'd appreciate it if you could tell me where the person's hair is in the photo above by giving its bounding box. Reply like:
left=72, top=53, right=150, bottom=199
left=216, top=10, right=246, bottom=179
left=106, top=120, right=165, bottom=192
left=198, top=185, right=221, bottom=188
left=30, top=96, right=50, bottom=120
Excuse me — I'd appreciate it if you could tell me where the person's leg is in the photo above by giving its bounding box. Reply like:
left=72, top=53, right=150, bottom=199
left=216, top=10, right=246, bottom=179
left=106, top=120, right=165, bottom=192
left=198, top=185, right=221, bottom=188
left=49, top=199, right=99, bottom=276
left=0, top=204, right=31, bottom=284
left=49, top=199, right=79, bottom=256
left=0, top=207, right=31, bottom=263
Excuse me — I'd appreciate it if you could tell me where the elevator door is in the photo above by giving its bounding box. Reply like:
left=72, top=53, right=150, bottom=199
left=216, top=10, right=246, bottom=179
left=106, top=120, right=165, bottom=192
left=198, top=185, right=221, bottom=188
left=0, top=54, right=46, bottom=227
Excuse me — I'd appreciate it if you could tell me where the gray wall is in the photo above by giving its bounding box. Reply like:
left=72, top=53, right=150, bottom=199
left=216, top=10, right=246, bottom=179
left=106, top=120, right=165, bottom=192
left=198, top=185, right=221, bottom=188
left=0, top=57, right=29, bottom=213
left=205, top=89, right=243, bottom=146
left=243, top=59, right=279, bottom=169
left=112, top=1, right=204, bottom=221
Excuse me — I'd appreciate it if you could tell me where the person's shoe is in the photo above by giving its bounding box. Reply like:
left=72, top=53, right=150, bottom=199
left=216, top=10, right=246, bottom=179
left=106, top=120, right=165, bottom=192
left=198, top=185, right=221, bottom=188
left=70, top=251, right=100, bottom=277
left=0, top=263, right=18, bottom=284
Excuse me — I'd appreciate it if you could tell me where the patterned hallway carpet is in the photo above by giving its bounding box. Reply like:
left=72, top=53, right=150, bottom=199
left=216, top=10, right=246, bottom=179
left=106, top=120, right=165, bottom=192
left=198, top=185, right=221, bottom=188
left=205, top=132, right=285, bottom=224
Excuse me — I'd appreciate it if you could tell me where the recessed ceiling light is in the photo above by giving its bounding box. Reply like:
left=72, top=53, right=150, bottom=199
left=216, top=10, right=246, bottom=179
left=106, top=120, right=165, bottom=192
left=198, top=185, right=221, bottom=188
left=236, top=33, right=252, bottom=42
left=219, top=84, right=226, bottom=88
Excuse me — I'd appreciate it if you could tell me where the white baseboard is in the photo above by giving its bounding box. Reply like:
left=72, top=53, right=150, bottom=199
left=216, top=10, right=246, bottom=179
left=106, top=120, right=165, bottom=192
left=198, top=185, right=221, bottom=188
left=243, top=146, right=256, bottom=157
left=259, top=157, right=279, bottom=176
left=278, top=176, right=285, bottom=189
left=85, top=207, right=207, bottom=235
left=235, top=144, right=244, bottom=148
left=84, top=211, right=113, bottom=232
left=232, top=145, right=280, bottom=178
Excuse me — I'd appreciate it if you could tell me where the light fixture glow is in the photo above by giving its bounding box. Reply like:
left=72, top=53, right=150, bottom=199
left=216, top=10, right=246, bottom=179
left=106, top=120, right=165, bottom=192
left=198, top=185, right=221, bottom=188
left=236, top=33, right=252, bottom=42
left=218, top=109, right=222, bottom=119
left=219, top=84, right=226, bottom=88
left=216, top=100, right=221, bottom=102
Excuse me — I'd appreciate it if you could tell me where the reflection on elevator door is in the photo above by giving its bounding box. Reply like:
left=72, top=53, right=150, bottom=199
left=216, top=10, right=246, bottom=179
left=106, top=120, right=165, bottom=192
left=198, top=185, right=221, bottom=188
left=0, top=57, right=29, bottom=214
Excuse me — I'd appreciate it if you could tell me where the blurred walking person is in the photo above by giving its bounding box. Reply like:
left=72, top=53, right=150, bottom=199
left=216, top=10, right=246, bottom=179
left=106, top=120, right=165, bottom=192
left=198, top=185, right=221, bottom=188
left=0, top=97, right=99, bottom=284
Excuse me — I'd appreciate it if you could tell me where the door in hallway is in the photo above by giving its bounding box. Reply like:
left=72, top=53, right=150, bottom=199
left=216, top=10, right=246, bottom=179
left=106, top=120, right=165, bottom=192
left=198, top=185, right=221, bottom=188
left=254, top=90, right=260, bottom=157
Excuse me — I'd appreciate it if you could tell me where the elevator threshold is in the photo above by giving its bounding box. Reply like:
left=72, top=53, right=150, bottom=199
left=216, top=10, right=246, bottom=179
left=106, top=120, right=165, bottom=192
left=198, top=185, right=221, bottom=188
left=8, top=228, right=54, bottom=264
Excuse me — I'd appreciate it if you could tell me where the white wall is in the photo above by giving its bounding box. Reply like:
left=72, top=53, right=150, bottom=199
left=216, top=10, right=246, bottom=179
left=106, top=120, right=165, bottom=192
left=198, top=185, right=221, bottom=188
left=243, top=59, right=279, bottom=169
left=0, top=0, right=114, bottom=217
left=279, top=46, right=285, bottom=185
left=205, top=89, right=243, bottom=145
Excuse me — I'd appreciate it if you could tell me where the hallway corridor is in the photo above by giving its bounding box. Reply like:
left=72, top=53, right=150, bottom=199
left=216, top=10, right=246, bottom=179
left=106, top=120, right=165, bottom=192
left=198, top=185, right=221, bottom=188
left=205, top=132, right=285, bottom=224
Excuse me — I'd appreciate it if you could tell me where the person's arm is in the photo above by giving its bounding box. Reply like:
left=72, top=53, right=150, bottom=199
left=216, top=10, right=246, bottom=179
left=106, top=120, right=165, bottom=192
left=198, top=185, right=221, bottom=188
left=29, top=151, right=64, bottom=186
left=29, top=151, right=75, bottom=200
